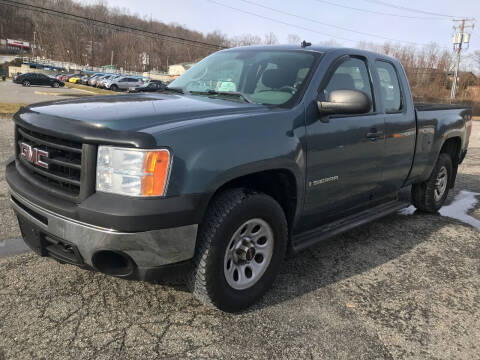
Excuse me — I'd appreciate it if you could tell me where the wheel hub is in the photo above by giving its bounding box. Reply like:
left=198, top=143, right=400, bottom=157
left=234, top=238, right=256, bottom=263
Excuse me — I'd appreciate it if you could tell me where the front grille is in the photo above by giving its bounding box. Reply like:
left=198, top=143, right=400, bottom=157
left=16, top=126, right=83, bottom=197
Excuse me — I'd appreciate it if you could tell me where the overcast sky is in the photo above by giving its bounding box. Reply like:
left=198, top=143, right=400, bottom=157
left=86, top=0, right=479, bottom=55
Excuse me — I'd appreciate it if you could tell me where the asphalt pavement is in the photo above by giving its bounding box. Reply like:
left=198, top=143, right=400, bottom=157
left=0, top=80, right=90, bottom=104
left=0, top=115, right=479, bottom=359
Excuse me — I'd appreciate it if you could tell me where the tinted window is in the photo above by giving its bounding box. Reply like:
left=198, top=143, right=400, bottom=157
left=375, top=61, right=402, bottom=113
left=324, top=57, right=374, bottom=112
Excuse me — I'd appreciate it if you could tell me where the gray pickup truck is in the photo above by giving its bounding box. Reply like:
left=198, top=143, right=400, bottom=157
left=6, top=45, right=473, bottom=311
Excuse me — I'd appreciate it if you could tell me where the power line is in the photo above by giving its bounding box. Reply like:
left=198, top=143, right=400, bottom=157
left=238, top=0, right=432, bottom=46
left=0, top=0, right=226, bottom=50
left=207, top=0, right=357, bottom=44
left=313, top=0, right=448, bottom=20
left=360, top=0, right=458, bottom=19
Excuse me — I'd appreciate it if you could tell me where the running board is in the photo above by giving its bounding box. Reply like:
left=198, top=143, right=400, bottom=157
left=291, top=200, right=410, bottom=253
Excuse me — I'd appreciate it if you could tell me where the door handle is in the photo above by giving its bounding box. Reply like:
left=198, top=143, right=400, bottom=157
left=366, top=130, right=384, bottom=140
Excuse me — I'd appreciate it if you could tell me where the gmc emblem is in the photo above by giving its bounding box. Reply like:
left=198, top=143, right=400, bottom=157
left=19, top=142, right=49, bottom=169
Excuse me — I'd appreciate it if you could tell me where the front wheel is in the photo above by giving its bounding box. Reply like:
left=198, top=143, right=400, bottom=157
left=412, top=153, right=453, bottom=212
left=22, top=80, right=30, bottom=87
left=110, top=84, right=118, bottom=91
left=52, top=82, right=59, bottom=88
left=188, top=189, right=288, bottom=312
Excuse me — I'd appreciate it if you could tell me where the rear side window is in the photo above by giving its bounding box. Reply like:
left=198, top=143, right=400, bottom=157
left=324, top=57, right=374, bottom=113
left=375, top=61, right=402, bottom=113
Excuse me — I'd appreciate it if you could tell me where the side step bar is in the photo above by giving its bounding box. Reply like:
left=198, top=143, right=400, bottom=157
left=291, top=200, right=410, bottom=253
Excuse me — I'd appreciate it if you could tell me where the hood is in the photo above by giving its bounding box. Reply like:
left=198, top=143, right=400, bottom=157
left=25, top=93, right=266, bottom=132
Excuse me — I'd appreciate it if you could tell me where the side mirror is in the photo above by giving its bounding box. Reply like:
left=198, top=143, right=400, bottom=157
left=317, top=89, right=371, bottom=115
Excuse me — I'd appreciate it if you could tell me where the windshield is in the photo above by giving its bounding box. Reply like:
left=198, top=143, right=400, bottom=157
left=169, top=50, right=319, bottom=105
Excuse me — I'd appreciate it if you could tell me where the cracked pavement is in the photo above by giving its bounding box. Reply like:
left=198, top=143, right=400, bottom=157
left=0, top=116, right=479, bottom=359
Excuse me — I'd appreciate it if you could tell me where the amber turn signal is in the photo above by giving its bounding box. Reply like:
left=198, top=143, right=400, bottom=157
left=141, top=150, right=171, bottom=196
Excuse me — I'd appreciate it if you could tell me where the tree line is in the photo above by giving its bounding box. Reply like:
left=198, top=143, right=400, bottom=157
left=0, top=0, right=478, bottom=108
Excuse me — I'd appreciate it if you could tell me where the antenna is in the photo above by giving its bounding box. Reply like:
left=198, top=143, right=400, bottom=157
left=301, top=40, right=312, bottom=48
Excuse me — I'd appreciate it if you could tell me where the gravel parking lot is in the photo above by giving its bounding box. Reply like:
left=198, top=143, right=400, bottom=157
left=0, top=114, right=479, bottom=359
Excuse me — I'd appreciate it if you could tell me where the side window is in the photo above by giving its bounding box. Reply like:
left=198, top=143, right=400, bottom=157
left=375, top=61, right=402, bottom=113
left=324, top=57, right=374, bottom=113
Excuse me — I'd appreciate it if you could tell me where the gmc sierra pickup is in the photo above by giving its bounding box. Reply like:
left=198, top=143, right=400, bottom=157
left=6, top=45, right=473, bottom=312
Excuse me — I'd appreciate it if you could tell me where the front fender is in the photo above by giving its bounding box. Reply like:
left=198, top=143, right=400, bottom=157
left=152, top=105, right=307, bottom=216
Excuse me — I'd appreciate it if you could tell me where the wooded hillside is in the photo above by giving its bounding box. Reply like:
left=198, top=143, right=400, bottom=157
left=0, top=0, right=230, bottom=71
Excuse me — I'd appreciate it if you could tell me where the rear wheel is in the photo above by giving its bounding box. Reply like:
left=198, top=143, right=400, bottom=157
left=412, top=153, right=453, bottom=212
left=188, top=188, right=288, bottom=312
left=22, top=80, right=30, bottom=87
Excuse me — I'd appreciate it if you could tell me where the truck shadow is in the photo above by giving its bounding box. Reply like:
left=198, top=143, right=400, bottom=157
left=249, top=172, right=480, bottom=311
left=147, top=171, right=480, bottom=312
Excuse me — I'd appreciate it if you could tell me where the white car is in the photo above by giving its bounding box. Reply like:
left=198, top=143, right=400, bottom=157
left=105, top=76, right=143, bottom=91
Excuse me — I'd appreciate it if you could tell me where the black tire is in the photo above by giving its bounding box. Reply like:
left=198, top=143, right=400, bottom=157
left=22, top=80, right=30, bottom=87
left=412, top=153, right=453, bottom=213
left=110, top=84, right=118, bottom=91
left=188, top=188, right=288, bottom=312
left=52, top=82, right=59, bottom=88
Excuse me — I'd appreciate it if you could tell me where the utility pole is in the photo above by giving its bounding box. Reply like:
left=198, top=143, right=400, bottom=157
left=32, top=30, right=36, bottom=59
left=450, top=18, right=475, bottom=100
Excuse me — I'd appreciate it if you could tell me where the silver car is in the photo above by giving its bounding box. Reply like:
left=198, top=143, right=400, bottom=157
left=88, top=75, right=106, bottom=87
left=105, top=76, right=143, bottom=91
left=96, top=75, right=118, bottom=88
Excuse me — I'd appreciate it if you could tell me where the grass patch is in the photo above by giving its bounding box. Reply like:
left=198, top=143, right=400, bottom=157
left=0, top=103, right=26, bottom=114
left=65, top=82, right=118, bottom=95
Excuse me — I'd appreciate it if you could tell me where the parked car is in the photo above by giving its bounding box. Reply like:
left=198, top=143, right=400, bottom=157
left=12, top=73, right=23, bottom=83
left=82, top=73, right=101, bottom=85
left=68, top=74, right=83, bottom=84
left=13, top=72, right=64, bottom=87
left=56, top=73, right=76, bottom=82
left=79, top=75, right=89, bottom=85
left=127, top=80, right=166, bottom=93
left=105, top=76, right=143, bottom=91
left=87, top=75, right=102, bottom=86
left=5, top=45, right=473, bottom=312
left=95, top=74, right=116, bottom=88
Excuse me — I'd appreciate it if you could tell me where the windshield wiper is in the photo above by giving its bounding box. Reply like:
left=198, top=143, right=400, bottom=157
left=193, top=89, right=253, bottom=104
left=164, top=86, right=187, bottom=94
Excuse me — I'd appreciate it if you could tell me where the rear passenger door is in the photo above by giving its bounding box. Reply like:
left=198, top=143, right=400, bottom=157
left=129, top=78, right=142, bottom=89
left=38, top=74, right=50, bottom=86
left=30, top=73, right=41, bottom=85
left=303, top=56, right=386, bottom=228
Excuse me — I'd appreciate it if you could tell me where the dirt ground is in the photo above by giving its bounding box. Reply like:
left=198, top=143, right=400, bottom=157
left=0, top=115, right=479, bottom=359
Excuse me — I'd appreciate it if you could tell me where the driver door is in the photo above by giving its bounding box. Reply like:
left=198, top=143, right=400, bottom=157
left=303, top=56, right=386, bottom=228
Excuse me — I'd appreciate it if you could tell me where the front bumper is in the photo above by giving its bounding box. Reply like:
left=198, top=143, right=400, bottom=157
left=10, top=189, right=198, bottom=280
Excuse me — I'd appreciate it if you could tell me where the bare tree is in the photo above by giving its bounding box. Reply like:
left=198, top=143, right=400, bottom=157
left=473, top=50, right=480, bottom=74
left=263, top=32, right=278, bottom=45
left=286, top=34, right=301, bottom=45
left=230, top=34, right=262, bottom=47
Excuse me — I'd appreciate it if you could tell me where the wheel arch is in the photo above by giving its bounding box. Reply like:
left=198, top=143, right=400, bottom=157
left=439, top=136, right=461, bottom=188
left=201, top=168, right=300, bottom=237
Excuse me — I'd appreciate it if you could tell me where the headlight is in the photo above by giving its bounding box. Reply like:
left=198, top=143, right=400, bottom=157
left=96, top=146, right=171, bottom=197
